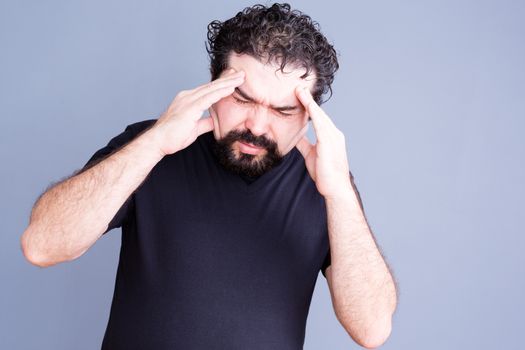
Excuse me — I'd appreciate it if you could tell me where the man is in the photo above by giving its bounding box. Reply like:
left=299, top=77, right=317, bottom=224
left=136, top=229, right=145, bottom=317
left=21, top=3, right=397, bottom=349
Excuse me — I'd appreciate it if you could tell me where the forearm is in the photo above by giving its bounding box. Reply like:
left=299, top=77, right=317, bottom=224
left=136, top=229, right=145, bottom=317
left=21, top=126, right=164, bottom=266
left=325, top=180, right=397, bottom=346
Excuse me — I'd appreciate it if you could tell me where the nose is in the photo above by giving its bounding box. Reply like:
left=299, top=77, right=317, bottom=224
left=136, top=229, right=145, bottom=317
left=244, top=104, right=271, bottom=137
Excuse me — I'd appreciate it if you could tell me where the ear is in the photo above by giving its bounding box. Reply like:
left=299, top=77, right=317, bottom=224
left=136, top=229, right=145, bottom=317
left=208, top=104, right=221, bottom=140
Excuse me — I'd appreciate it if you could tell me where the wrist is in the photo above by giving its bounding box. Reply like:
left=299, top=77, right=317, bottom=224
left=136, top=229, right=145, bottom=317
left=322, top=177, right=354, bottom=202
left=137, top=126, right=168, bottom=161
left=324, top=187, right=353, bottom=202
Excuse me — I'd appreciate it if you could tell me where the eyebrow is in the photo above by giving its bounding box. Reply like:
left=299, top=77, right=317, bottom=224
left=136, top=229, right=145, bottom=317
left=234, top=87, right=303, bottom=112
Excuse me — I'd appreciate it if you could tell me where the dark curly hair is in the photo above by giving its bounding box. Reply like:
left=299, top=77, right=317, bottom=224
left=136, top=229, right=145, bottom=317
left=206, top=3, right=339, bottom=105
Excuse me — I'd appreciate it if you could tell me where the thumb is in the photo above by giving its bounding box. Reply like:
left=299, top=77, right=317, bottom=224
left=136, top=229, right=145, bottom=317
left=196, top=116, right=214, bottom=136
left=296, top=136, right=313, bottom=159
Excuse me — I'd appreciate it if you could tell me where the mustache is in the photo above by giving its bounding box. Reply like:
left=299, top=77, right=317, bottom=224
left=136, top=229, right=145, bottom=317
left=223, top=129, right=277, bottom=150
left=212, top=128, right=284, bottom=178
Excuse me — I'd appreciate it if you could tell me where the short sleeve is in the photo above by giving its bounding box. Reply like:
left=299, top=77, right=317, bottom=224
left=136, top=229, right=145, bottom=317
left=321, top=248, right=331, bottom=278
left=80, top=119, right=157, bottom=235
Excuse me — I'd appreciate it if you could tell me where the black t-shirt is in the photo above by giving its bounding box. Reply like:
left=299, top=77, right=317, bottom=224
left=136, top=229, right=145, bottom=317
left=82, top=119, right=331, bottom=350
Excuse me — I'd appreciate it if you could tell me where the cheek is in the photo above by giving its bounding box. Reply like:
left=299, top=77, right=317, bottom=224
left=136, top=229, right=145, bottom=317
left=213, top=100, right=245, bottom=137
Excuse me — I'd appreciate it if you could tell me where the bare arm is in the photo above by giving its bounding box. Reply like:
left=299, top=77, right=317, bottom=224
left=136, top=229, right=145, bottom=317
left=20, top=126, right=164, bottom=267
left=294, top=86, right=397, bottom=348
left=20, top=68, right=245, bottom=268
left=324, top=184, right=397, bottom=349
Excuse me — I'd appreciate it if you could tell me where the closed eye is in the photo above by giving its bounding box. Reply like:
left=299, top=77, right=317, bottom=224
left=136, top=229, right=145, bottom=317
left=233, top=94, right=296, bottom=118
left=233, top=96, right=251, bottom=105
left=276, top=110, right=294, bottom=117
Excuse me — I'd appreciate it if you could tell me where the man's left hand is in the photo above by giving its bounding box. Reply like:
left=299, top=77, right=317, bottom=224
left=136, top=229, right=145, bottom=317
left=295, top=86, right=351, bottom=198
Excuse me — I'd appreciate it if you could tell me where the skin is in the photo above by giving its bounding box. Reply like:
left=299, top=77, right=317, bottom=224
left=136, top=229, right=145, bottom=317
left=153, top=53, right=397, bottom=347
left=19, top=69, right=246, bottom=266
left=208, top=53, right=315, bottom=160
left=206, top=54, right=397, bottom=348
left=294, top=86, right=398, bottom=348
left=152, top=69, right=245, bottom=156
left=22, top=49, right=396, bottom=348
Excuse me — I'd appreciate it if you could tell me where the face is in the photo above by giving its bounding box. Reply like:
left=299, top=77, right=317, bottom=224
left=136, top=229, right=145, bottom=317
left=209, top=53, right=315, bottom=177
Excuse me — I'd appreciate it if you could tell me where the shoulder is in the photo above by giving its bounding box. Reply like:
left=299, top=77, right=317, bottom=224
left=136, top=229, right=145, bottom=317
left=80, top=118, right=158, bottom=173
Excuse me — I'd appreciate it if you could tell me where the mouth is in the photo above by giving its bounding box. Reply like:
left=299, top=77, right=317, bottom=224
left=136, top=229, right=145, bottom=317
left=237, top=141, right=265, bottom=155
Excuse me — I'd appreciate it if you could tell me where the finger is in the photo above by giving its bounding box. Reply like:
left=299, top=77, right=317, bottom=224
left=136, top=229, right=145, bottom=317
left=295, top=86, right=329, bottom=120
left=194, top=84, right=238, bottom=111
left=219, top=67, right=239, bottom=78
left=190, top=74, right=244, bottom=103
left=196, top=116, right=214, bottom=136
left=193, top=69, right=243, bottom=93
left=295, top=86, right=334, bottom=137
left=208, top=105, right=221, bottom=139
left=191, top=70, right=245, bottom=99
left=289, top=121, right=309, bottom=148
left=296, top=136, right=314, bottom=159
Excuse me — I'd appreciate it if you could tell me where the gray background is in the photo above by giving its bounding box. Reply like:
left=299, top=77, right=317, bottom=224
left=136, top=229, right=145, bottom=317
left=1, top=0, right=524, bottom=349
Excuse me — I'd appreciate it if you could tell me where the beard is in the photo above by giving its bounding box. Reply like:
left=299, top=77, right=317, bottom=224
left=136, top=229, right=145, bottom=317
left=212, top=129, right=283, bottom=178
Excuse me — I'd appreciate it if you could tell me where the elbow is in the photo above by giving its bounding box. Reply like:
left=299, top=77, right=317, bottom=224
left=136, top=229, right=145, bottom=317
left=20, top=240, right=50, bottom=268
left=341, top=314, right=393, bottom=349
left=358, top=320, right=392, bottom=349
left=20, top=231, right=50, bottom=267
left=20, top=226, right=69, bottom=268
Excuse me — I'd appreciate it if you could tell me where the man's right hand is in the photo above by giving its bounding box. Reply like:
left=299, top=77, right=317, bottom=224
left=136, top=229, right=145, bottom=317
left=152, top=68, right=245, bottom=156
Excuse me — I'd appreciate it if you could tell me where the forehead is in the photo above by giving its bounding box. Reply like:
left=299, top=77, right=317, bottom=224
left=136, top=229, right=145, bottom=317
left=226, top=53, right=316, bottom=105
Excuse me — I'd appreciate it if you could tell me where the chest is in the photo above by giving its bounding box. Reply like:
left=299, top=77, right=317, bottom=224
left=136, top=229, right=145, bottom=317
left=127, top=149, right=329, bottom=286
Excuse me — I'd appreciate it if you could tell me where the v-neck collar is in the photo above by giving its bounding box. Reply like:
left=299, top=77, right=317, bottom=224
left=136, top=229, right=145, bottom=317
left=199, top=131, right=299, bottom=194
